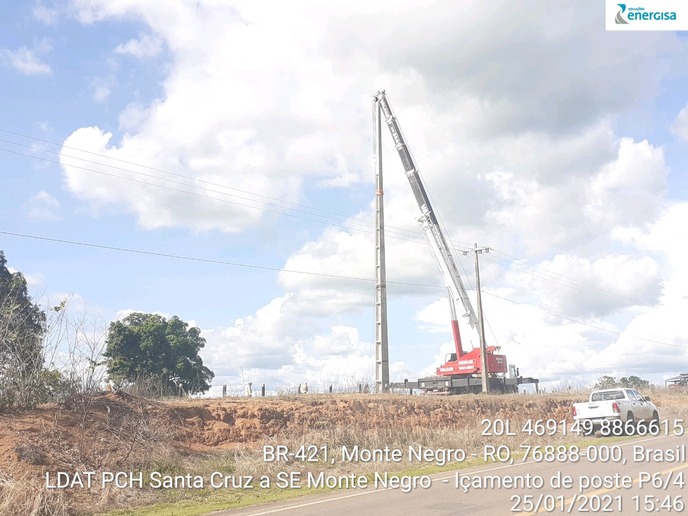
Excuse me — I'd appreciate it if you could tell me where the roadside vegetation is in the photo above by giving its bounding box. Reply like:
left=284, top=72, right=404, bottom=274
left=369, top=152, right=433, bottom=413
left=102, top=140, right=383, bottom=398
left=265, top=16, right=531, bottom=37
left=0, top=389, right=685, bottom=516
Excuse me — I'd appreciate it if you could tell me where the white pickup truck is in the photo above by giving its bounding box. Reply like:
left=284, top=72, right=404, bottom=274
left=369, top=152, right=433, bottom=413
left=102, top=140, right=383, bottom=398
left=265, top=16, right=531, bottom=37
left=572, top=388, right=659, bottom=433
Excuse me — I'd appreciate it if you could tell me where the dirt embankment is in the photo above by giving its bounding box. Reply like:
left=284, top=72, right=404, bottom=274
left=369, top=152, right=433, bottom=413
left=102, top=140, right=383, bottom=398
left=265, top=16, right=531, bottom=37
left=3, top=390, right=682, bottom=515
left=1, top=392, right=577, bottom=480
left=168, top=394, right=577, bottom=447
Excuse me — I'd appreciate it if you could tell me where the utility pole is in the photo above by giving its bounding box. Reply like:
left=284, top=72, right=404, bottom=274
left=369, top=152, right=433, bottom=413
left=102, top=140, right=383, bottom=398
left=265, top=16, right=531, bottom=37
left=373, top=96, right=389, bottom=393
left=463, top=244, right=490, bottom=394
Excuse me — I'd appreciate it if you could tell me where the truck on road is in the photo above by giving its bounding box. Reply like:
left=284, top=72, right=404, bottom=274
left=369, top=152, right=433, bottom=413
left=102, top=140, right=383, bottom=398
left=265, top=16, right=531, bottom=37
left=572, top=388, right=659, bottom=432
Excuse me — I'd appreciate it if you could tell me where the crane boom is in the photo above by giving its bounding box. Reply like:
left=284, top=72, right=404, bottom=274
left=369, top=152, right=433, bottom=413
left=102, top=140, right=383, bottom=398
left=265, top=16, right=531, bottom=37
left=374, top=90, right=478, bottom=329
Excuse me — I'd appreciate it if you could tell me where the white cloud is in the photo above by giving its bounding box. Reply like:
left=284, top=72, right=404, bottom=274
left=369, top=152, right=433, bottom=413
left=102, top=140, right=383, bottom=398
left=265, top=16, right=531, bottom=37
left=202, top=295, right=375, bottom=389
left=271, top=136, right=680, bottom=384
left=32, top=2, right=61, bottom=25
left=114, top=33, right=162, bottom=59
left=46, top=293, right=91, bottom=315
left=278, top=229, right=373, bottom=316
left=204, top=295, right=297, bottom=371
left=215, top=125, right=679, bottom=386
left=586, top=138, right=668, bottom=228
left=61, top=125, right=289, bottom=231
left=114, top=308, right=170, bottom=321
left=56, top=1, right=688, bottom=388
left=25, top=191, right=62, bottom=221
left=118, top=103, right=152, bottom=132
left=91, top=79, right=112, bottom=103
left=672, top=104, right=688, bottom=142
left=415, top=298, right=452, bottom=334
left=59, top=2, right=377, bottom=232
left=513, top=254, right=662, bottom=319
left=475, top=134, right=669, bottom=257
left=23, top=272, right=47, bottom=289
left=440, top=204, right=688, bottom=383
left=1, top=40, right=52, bottom=75
left=59, top=1, right=684, bottom=237
left=614, top=202, right=688, bottom=303
left=324, top=2, right=680, bottom=136
left=7, top=267, right=46, bottom=289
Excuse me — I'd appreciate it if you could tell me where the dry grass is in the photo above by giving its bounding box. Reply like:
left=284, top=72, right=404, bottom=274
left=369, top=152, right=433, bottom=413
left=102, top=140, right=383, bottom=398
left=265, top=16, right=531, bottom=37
left=0, top=472, right=69, bottom=516
left=651, top=390, right=688, bottom=420
left=1, top=389, right=685, bottom=516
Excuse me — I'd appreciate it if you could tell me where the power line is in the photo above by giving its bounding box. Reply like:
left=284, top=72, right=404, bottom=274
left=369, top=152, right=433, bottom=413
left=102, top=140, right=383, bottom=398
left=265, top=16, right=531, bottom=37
left=485, top=249, right=652, bottom=308
left=0, top=128, right=671, bottom=335
left=0, top=230, right=442, bottom=290
left=2, top=128, right=644, bottom=310
left=0, top=129, right=426, bottom=243
left=2, top=229, right=677, bottom=349
left=1, top=128, right=345, bottom=215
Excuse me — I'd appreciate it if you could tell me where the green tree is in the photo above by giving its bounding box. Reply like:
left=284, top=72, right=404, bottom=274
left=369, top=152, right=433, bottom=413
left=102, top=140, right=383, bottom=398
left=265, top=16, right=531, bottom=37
left=104, top=313, right=213, bottom=395
left=619, top=375, right=650, bottom=390
left=592, top=375, right=651, bottom=391
left=593, top=375, right=619, bottom=390
left=0, top=250, right=47, bottom=409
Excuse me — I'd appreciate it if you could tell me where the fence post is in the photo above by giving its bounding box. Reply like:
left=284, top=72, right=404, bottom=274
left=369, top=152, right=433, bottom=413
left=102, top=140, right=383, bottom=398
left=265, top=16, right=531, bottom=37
left=404, top=379, right=412, bottom=395
left=222, top=384, right=227, bottom=398
left=261, top=383, right=266, bottom=397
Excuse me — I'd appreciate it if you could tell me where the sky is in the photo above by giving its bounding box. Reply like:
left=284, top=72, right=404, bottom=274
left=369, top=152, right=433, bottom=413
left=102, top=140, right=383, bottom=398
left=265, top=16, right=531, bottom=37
left=1, top=0, right=687, bottom=394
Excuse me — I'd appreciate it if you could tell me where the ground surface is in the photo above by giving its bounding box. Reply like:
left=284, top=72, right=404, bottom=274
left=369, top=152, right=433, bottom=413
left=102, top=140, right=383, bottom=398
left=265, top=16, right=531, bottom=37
left=0, top=390, right=682, bottom=515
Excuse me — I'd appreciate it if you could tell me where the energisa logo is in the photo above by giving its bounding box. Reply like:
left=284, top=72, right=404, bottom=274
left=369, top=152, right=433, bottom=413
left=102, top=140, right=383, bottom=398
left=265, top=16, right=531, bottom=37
left=615, top=3, right=677, bottom=24
left=615, top=4, right=629, bottom=23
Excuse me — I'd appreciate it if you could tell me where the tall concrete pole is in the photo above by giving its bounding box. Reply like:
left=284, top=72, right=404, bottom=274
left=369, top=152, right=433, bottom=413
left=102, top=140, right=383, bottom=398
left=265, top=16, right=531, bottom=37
left=374, top=98, right=389, bottom=393
left=473, top=243, right=490, bottom=394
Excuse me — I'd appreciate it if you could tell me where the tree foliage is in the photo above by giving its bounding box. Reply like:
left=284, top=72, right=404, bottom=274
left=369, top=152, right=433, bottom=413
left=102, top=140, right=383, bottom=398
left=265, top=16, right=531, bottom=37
left=593, top=375, right=651, bottom=391
left=593, top=375, right=618, bottom=390
left=104, top=313, right=213, bottom=395
left=619, top=375, right=650, bottom=390
left=0, top=250, right=47, bottom=409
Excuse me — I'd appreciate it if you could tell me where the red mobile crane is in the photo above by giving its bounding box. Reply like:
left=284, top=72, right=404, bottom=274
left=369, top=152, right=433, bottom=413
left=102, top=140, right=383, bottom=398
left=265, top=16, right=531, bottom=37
left=374, top=91, right=538, bottom=394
